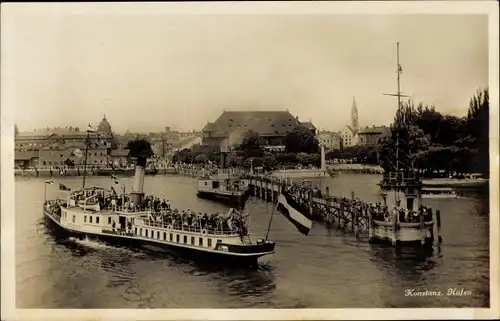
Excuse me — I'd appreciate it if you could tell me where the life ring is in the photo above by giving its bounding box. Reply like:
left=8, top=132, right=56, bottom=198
left=167, top=225, right=173, bottom=230
left=201, top=229, right=208, bottom=235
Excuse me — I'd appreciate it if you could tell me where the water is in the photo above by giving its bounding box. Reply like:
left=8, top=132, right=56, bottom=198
left=15, top=173, right=490, bottom=308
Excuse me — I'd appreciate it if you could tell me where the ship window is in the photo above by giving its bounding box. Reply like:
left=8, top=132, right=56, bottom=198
left=205, top=182, right=207, bottom=186
left=183, top=235, right=187, bottom=243
left=208, top=239, right=212, bottom=247
left=176, top=234, right=180, bottom=242
left=163, top=232, right=166, bottom=240
left=199, top=237, right=203, bottom=246
left=96, top=217, right=100, bottom=224
left=157, top=231, right=160, bottom=239
left=84, top=216, right=87, bottom=223
left=108, top=217, right=111, bottom=224
left=145, top=229, right=148, bottom=237
left=135, top=227, right=137, bottom=234
left=170, top=233, right=173, bottom=241
left=191, top=236, right=195, bottom=245
left=89, top=216, right=93, bottom=223
left=72, top=215, right=75, bottom=223
left=140, top=228, right=143, bottom=236
left=407, top=198, right=414, bottom=211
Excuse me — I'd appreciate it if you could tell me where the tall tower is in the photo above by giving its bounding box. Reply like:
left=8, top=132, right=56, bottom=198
left=351, top=97, right=359, bottom=134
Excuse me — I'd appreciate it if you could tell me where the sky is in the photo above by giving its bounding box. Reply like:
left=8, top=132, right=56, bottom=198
left=3, top=5, right=489, bottom=133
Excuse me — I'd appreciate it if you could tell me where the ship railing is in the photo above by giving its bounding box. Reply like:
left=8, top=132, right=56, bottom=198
left=141, top=220, right=239, bottom=235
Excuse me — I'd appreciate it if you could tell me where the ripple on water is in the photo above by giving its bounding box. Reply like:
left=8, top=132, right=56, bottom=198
left=15, top=175, right=490, bottom=308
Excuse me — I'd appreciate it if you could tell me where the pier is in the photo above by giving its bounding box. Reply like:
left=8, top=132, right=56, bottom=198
left=246, top=174, right=442, bottom=245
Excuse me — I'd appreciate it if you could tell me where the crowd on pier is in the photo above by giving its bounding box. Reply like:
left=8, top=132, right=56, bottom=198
left=286, top=182, right=434, bottom=224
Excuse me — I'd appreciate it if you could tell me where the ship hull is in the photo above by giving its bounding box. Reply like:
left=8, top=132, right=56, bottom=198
left=43, top=211, right=272, bottom=268
left=196, top=190, right=250, bottom=207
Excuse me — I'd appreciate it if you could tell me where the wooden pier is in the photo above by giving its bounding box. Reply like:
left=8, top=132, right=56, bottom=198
left=247, top=175, right=371, bottom=237
left=247, top=175, right=442, bottom=245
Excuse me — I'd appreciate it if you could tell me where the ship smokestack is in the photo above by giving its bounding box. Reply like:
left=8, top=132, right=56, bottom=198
left=127, top=139, right=154, bottom=205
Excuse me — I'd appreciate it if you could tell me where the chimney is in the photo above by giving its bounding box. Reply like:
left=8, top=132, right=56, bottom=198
left=296, top=116, right=299, bottom=122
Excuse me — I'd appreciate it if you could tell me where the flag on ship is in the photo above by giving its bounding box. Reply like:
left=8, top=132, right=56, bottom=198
left=45, top=180, right=54, bottom=184
left=59, top=183, right=71, bottom=191
left=276, top=190, right=313, bottom=236
left=106, top=155, right=117, bottom=171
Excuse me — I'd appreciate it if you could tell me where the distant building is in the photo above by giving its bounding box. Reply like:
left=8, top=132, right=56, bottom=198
left=15, top=116, right=118, bottom=168
left=358, top=125, right=390, bottom=146
left=201, top=110, right=316, bottom=152
left=15, top=116, right=115, bottom=152
left=339, top=97, right=361, bottom=148
left=317, top=130, right=342, bottom=150
left=340, top=125, right=358, bottom=148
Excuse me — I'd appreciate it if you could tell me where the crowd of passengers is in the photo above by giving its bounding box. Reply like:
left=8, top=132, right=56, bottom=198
left=145, top=209, right=248, bottom=235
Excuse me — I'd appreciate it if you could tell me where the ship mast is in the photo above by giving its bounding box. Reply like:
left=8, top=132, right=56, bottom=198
left=383, top=42, right=411, bottom=206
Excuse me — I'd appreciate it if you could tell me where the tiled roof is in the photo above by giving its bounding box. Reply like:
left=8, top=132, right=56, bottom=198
left=16, top=127, right=113, bottom=139
left=204, top=111, right=309, bottom=137
left=300, top=122, right=316, bottom=130
left=341, top=125, right=355, bottom=134
left=358, top=126, right=389, bottom=134
left=15, top=150, right=39, bottom=160
left=202, top=122, right=216, bottom=132
left=110, top=149, right=130, bottom=157
left=17, top=127, right=87, bottom=138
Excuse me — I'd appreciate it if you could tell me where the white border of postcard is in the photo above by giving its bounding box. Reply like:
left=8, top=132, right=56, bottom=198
left=1, top=1, right=499, bottom=320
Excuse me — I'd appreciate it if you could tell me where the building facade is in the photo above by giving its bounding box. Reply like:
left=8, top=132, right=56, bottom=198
left=357, top=126, right=390, bottom=146
left=317, top=130, right=342, bottom=150
left=202, top=110, right=316, bottom=152
left=15, top=116, right=119, bottom=168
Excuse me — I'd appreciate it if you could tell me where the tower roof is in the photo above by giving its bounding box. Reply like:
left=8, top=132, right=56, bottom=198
left=97, top=115, right=112, bottom=134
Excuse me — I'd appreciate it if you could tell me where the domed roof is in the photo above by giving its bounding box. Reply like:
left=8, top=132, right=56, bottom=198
left=97, top=115, right=112, bottom=134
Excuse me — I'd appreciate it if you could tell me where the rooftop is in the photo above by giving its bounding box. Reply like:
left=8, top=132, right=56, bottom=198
left=359, top=126, right=390, bottom=134
left=203, top=110, right=315, bottom=137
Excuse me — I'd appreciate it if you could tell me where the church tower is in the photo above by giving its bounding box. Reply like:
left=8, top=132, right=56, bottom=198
left=351, top=97, right=359, bottom=134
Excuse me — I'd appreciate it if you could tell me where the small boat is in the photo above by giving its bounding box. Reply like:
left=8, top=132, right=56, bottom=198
left=422, top=187, right=458, bottom=199
left=196, top=174, right=250, bottom=207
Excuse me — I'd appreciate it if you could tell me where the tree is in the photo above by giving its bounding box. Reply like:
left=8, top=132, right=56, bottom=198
left=262, top=155, right=278, bottom=170
left=127, top=139, right=154, bottom=167
left=465, top=88, right=489, bottom=176
left=377, top=125, right=430, bottom=172
left=195, top=154, right=208, bottom=164
left=243, top=157, right=263, bottom=169
left=285, top=125, right=319, bottom=153
left=275, top=152, right=298, bottom=164
left=238, top=130, right=259, bottom=151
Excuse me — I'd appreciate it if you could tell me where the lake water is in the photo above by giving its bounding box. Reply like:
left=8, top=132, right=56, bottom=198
left=15, top=173, right=490, bottom=308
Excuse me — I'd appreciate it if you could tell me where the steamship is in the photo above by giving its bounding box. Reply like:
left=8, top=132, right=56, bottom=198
left=196, top=169, right=250, bottom=207
left=43, top=134, right=275, bottom=268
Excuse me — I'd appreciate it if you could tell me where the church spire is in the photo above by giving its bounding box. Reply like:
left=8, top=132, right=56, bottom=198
left=351, top=97, right=359, bottom=134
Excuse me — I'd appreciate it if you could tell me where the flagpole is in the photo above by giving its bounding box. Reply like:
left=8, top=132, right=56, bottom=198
left=82, top=130, right=90, bottom=189
left=265, top=200, right=279, bottom=241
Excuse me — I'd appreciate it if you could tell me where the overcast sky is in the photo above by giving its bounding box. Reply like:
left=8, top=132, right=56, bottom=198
left=3, top=5, right=489, bottom=133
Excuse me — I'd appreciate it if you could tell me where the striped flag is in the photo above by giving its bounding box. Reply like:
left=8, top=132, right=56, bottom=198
left=45, top=179, right=54, bottom=184
left=276, top=190, right=313, bottom=236
left=87, top=124, right=97, bottom=133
